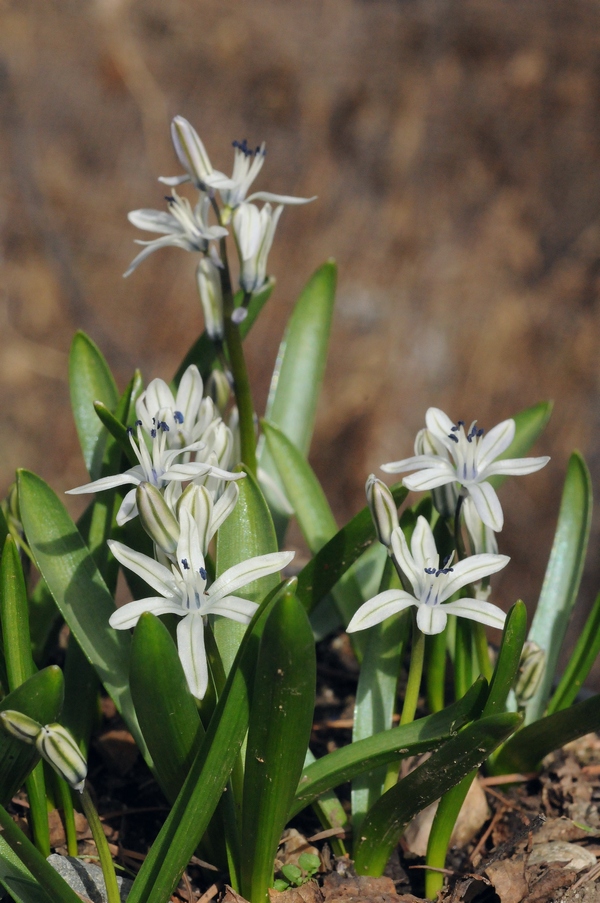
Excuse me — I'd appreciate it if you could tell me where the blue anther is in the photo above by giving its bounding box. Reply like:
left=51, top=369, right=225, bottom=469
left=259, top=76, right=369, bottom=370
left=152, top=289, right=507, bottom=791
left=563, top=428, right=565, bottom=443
left=174, top=411, right=184, bottom=424
left=477, top=428, right=485, bottom=437
left=448, top=433, right=459, bottom=443
left=126, top=427, right=133, bottom=435
left=165, top=195, right=175, bottom=203
left=457, top=420, right=465, bottom=427
left=160, top=422, right=170, bottom=432
left=150, top=429, right=157, bottom=438
left=181, top=559, right=189, bottom=570
left=136, top=420, right=142, bottom=426
left=199, top=567, right=207, bottom=580
left=424, top=567, right=437, bottom=575
left=451, top=425, right=460, bottom=432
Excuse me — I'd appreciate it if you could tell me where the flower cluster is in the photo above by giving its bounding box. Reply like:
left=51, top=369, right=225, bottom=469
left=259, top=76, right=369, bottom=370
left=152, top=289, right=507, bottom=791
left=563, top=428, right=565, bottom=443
left=68, top=363, right=293, bottom=697
left=125, top=116, right=316, bottom=339
left=349, top=408, right=550, bottom=637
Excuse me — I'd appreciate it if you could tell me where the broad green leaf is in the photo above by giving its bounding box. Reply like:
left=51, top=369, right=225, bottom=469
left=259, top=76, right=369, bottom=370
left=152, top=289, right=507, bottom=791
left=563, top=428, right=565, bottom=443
left=296, top=483, right=407, bottom=614
left=487, top=401, right=553, bottom=490
left=130, top=613, right=204, bottom=803
left=69, top=331, right=119, bottom=481
left=215, top=467, right=279, bottom=676
left=290, top=677, right=487, bottom=818
left=127, top=579, right=294, bottom=903
left=262, top=420, right=368, bottom=653
left=0, top=667, right=64, bottom=806
left=174, top=279, right=274, bottom=384
left=525, top=452, right=592, bottom=723
left=302, top=749, right=349, bottom=855
left=0, top=804, right=80, bottom=903
left=353, top=712, right=521, bottom=875
left=241, top=590, right=316, bottom=903
left=494, top=694, right=600, bottom=774
left=17, top=471, right=149, bottom=765
left=351, top=562, right=409, bottom=837
left=547, top=591, right=600, bottom=714
left=258, top=262, right=336, bottom=538
left=0, top=835, right=53, bottom=903
left=0, top=536, right=49, bottom=855
left=93, top=402, right=138, bottom=467
left=425, top=772, right=474, bottom=899
left=483, top=601, right=527, bottom=717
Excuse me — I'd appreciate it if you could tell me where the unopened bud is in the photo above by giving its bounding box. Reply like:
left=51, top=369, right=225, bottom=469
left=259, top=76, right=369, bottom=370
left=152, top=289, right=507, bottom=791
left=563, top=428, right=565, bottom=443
left=0, top=710, right=42, bottom=744
left=171, top=116, right=214, bottom=189
left=366, top=475, right=399, bottom=549
left=36, top=724, right=87, bottom=792
left=206, top=369, right=231, bottom=414
left=515, top=641, right=545, bottom=704
left=136, top=483, right=180, bottom=554
left=196, top=259, right=224, bottom=342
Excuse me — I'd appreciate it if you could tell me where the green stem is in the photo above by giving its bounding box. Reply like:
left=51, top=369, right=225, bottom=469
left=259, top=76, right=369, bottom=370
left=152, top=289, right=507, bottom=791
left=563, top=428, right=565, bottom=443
left=400, top=615, right=425, bottom=726
left=81, top=788, right=121, bottom=903
left=426, top=630, right=447, bottom=713
left=219, top=241, right=257, bottom=474
left=56, top=778, right=79, bottom=857
left=424, top=771, right=474, bottom=899
left=473, top=621, right=493, bottom=682
left=453, top=492, right=467, bottom=562
left=454, top=619, right=471, bottom=700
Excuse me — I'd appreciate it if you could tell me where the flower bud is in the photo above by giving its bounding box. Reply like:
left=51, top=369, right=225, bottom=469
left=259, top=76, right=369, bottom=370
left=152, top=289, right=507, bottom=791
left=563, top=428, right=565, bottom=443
left=415, top=428, right=458, bottom=519
left=35, top=724, right=87, bottom=793
left=232, top=202, right=283, bottom=293
left=515, top=641, right=545, bottom=705
left=206, top=369, right=231, bottom=415
left=0, top=710, right=42, bottom=744
left=366, top=475, right=399, bottom=549
left=170, top=116, right=215, bottom=189
left=196, top=258, right=224, bottom=342
left=136, top=483, right=180, bottom=555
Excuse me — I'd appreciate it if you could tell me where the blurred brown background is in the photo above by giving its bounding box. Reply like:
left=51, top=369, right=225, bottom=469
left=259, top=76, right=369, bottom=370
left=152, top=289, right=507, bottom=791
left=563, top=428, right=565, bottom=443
left=1, top=0, right=599, bottom=661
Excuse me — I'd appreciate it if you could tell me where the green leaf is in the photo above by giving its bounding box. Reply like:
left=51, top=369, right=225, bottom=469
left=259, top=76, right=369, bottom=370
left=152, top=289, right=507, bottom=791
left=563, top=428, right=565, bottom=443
left=0, top=536, right=49, bottom=855
left=353, top=712, right=521, bottom=875
left=525, top=452, right=592, bottom=723
left=296, top=484, right=407, bottom=614
left=174, top=280, right=274, bottom=384
left=215, top=467, right=279, bottom=677
left=547, top=591, right=600, bottom=714
left=483, top=601, right=527, bottom=717
left=0, top=835, right=53, bottom=903
left=69, top=332, right=119, bottom=481
left=258, top=262, right=336, bottom=539
left=93, top=402, right=138, bottom=467
left=0, top=667, right=64, bottom=806
left=487, top=401, right=553, bottom=490
left=494, top=694, right=600, bottom=774
left=126, top=579, right=294, bottom=903
left=130, top=613, right=204, bottom=803
left=0, top=804, right=81, bottom=903
left=290, top=677, right=488, bottom=818
left=241, top=589, right=316, bottom=903
left=17, top=470, right=148, bottom=764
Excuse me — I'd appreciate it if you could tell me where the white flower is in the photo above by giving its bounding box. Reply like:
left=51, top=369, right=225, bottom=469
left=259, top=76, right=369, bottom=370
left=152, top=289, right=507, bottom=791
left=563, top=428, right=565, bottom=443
left=381, top=408, right=550, bottom=532
left=232, top=202, right=283, bottom=294
left=159, top=116, right=234, bottom=192
left=66, top=418, right=243, bottom=525
left=124, top=191, right=227, bottom=277
left=135, top=365, right=219, bottom=450
left=219, top=139, right=316, bottom=220
left=108, top=510, right=294, bottom=698
left=347, top=516, right=508, bottom=636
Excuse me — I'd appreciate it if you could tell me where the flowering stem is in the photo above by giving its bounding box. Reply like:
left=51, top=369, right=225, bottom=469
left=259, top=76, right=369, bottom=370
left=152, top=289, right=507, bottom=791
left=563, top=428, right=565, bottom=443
left=400, top=614, right=425, bottom=725
left=426, top=631, right=447, bottom=713
left=80, top=787, right=121, bottom=903
left=219, top=240, right=257, bottom=474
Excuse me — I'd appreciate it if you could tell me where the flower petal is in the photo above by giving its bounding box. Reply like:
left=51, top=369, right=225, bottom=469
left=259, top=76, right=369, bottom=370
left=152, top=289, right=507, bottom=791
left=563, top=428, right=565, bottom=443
left=108, top=540, right=179, bottom=598
left=176, top=613, right=209, bottom=699
left=475, top=419, right=515, bottom=472
left=380, top=454, right=442, bottom=474
left=66, top=470, right=141, bottom=495
left=208, top=551, right=294, bottom=604
left=416, top=603, right=448, bottom=635
left=208, top=594, right=258, bottom=623
left=116, top=487, right=139, bottom=526
left=410, top=516, right=438, bottom=570
left=347, top=590, right=416, bottom=632
left=480, top=456, right=550, bottom=479
left=175, top=365, right=204, bottom=425
left=437, top=553, right=510, bottom=602
left=390, top=528, right=421, bottom=595
left=467, top=481, right=504, bottom=532
left=402, top=465, right=457, bottom=492
left=442, top=598, right=506, bottom=630
left=246, top=191, right=318, bottom=206
left=425, top=408, right=456, bottom=444
left=127, top=209, right=181, bottom=235
left=109, top=597, right=184, bottom=630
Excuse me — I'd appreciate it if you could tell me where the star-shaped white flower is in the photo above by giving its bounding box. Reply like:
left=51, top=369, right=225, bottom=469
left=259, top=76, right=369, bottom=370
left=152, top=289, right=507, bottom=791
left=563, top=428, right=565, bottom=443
left=232, top=202, right=283, bottom=295
left=381, top=408, right=550, bottom=532
left=135, top=365, right=220, bottom=450
left=108, top=510, right=294, bottom=698
left=66, top=417, right=243, bottom=525
left=347, top=516, right=508, bottom=636
left=124, top=191, right=227, bottom=277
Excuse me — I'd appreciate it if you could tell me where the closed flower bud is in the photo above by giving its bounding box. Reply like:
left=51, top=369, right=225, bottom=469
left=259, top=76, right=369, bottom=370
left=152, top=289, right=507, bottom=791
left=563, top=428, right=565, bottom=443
left=36, top=724, right=87, bottom=793
left=136, top=483, right=180, bottom=555
left=515, top=641, right=545, bottom=705
left=196, top=259, right=224, bottom=342
left=206, top=369, right=231, bottom=415
left=366, top=475, right=399, bottom=549
left=0, top=710, right=42, bottom=744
